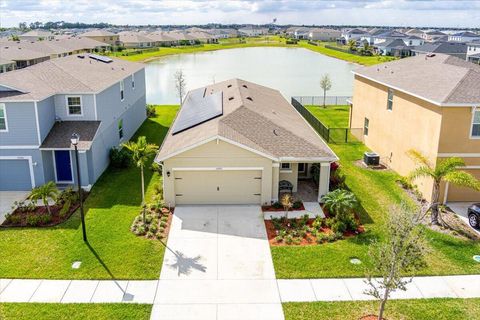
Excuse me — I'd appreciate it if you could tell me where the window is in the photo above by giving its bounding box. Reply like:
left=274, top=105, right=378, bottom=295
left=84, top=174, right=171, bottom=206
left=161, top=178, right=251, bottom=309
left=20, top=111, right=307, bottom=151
left=281, top=163, right=291, bottom=170
left=0, top=103, right=7, bottom=131
left=364, top=117, right=369, bottom=136
left=471, top=108, right=480, bottom=138
left=118, top=119, right=124, bottom=140
left=387, top=89, right=394, bottom=111
left=67, top=96, right=82, bottom=115
left=120, top=80, right=124, bottom=101
left=131, top=74, right=135, bottom=89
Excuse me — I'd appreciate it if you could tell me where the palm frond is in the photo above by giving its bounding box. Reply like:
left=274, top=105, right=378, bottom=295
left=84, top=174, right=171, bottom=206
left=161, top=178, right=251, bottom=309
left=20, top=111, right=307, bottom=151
left=407, top=149, right=432, bottom=168
left=435, top=157, right=465, bottom=177
left=408, top=166, right=434, bottom=182
left=444, top=170, right=480, bottom=191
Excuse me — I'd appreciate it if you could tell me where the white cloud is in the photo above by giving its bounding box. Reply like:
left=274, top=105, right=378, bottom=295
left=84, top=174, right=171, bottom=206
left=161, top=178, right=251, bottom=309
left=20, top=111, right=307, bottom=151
left=1, top=0, right=479, bottom=27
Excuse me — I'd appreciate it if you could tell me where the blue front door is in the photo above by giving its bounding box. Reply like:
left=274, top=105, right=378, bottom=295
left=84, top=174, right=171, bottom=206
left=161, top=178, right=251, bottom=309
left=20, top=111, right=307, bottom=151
left=55, top=150, right=73, bottom=182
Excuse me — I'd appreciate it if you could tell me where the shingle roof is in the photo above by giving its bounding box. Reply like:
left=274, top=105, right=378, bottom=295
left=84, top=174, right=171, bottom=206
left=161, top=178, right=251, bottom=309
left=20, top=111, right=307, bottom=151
left=0, top=54, right=144, bottom=102
left=156, top=79, right=338, bottom=162
left=413, top=42, right=467, bottom=55
left=40, top=121, right=101, bottom=150
left=353, top=53, right=480, bottom=105
left=80, top=29, right=116, bottom=37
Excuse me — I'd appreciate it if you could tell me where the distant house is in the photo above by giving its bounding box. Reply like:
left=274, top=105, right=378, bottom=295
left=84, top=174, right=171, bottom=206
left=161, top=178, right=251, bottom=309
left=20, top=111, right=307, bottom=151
left=341, top=28, right=369, bottom=42
left=422, top=30, right=447, bottom=42
left=0, top=58, right=15, bottom=73
left=448, top=31, right=480, bottom=43
left=467, top=41, right=480, bottom=64
left=375, top=39, right=412, bottom=57
left=119, top=33, right=154, bottom=48
left=292, top=27, right=310, bottom=40
left=79, top=29, right=120, bottom=46
left=411, top=42, right=468, bottom=59
left=18, top=30, right=55, bottom=41
left=238, top=26, right=268, bottom=37
left=351, top=54, right=480, bottom=202
left=404, top=28, right=425, bottom=38
left=0, top=55, right=146, bottom=191
left=308, top=28, right=341, bottom=41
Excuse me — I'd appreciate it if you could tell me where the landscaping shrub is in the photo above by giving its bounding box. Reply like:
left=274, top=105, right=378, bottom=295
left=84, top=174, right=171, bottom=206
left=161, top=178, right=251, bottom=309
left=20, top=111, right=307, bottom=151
left=59, top=199, right=71, bottom=217
left=292, top=200, right=303, bottom=210
left=109, top=147, right=131, bottom=169
left=26, top=213, right=51, bottom=226
left=332, top=220, right=347, bottom=234
left=272, top=201, right=282, bottom=209
left=4, top=213, right=21, bottom=225
left=146, top=104, right=157, bottom=118
left=12, top=200, right=36, bottom=213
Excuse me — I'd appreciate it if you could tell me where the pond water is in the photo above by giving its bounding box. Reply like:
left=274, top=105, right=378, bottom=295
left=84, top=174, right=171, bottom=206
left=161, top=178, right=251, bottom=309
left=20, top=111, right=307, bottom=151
left=145, top=47, right=358, bottom=104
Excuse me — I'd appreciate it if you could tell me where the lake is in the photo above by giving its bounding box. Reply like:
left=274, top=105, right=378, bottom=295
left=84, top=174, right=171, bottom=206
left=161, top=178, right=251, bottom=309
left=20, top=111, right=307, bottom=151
left=145, top=47, right=358, bottom=105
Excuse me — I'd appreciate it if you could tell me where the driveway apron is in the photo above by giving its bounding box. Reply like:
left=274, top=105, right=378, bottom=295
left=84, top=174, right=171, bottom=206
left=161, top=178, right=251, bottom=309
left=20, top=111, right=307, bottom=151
left=151, top=205, right=284, bottom=320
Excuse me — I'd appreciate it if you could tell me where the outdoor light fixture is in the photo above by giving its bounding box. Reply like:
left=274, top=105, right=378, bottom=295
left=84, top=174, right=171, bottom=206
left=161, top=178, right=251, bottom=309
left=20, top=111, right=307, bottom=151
left=167, top=171, right=171, bottom=177
left=71, top=132, right=87, bottom=242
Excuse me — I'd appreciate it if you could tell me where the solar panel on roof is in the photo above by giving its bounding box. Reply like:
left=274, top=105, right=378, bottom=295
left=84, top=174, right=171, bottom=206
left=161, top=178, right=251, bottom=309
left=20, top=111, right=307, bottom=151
left=88, top=54, right=113, bottom=63
left=172, top=88, right=223, bottom=135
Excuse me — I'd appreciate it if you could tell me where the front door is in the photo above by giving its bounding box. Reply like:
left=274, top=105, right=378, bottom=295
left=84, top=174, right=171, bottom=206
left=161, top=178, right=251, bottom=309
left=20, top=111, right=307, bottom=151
left=54, top=150, right=73, bottom=182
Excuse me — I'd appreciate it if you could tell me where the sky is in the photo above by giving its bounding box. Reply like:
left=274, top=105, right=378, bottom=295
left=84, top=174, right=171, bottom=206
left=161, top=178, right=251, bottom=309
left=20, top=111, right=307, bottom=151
left=1, top=0, right=479, bottom=28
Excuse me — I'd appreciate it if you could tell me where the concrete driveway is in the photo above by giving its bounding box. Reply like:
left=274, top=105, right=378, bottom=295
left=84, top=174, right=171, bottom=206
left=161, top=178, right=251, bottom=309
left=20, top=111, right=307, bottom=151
left=448, top=202, right=480, bottom=236
left=151, top=205, right=283, bottom=320
left=0, top=191, right=30, bottom=224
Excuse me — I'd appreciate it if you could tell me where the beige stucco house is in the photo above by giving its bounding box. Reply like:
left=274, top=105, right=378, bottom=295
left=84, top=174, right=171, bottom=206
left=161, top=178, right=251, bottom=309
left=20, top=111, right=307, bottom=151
left=351, top=54, right=480, bottom=203
left=155, top=79, right=338, bottom=206
left=80, top=29, right=120, bottom=46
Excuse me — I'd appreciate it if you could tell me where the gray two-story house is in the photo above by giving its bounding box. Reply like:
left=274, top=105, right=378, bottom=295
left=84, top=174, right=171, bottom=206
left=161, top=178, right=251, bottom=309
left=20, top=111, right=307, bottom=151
left=0, top=54, right=146, bottom=191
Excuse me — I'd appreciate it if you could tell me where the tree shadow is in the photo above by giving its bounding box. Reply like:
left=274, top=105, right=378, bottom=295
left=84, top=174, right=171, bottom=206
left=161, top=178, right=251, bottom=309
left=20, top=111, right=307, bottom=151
left=159, top=239, right=207, bottom=276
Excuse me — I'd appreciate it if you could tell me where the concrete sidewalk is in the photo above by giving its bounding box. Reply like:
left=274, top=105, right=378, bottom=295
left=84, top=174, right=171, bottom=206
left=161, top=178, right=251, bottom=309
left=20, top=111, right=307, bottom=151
left=1, top=275, right=479, bottom=304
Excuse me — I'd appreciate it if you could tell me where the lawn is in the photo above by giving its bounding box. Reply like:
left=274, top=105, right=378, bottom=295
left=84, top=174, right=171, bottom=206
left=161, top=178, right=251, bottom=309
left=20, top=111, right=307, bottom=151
left=0, top=303, right=151, bottom=320
left=109, top=37, right=393, bottom=66
left=271, top=107, right=480, bottom=278
left=306, top=105, right=351, bottom=127
left=0, top=105, right=179, bottom=279
left=283, top=298, right=480, bottom=320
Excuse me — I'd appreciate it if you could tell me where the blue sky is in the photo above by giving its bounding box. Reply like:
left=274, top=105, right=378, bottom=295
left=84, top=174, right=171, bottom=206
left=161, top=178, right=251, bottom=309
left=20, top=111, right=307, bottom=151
left=1, top=0, right=479, bottom=28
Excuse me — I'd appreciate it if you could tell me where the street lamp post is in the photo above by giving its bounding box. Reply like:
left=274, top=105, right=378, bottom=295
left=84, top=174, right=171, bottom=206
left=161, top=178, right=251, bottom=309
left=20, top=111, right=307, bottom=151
left=71, top=133, right=87, bottom=242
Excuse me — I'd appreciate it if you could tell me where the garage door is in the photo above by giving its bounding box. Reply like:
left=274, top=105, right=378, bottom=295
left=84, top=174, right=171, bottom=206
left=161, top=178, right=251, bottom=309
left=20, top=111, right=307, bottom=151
left=174, top=170, right=262, bottom=204
left=0, top=159, right=33, bottom=191
left=447, top=169, right=480, bottom=202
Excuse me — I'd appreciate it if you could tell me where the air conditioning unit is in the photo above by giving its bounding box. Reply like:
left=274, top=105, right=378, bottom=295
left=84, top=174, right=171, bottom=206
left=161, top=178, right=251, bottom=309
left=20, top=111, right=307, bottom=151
left=364, top=152, right=380, bottom=166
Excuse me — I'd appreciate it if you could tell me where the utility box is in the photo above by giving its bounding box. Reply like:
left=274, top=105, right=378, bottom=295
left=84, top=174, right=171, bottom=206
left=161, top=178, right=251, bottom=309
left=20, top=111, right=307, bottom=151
left=364, top=152, right=380, bottom=166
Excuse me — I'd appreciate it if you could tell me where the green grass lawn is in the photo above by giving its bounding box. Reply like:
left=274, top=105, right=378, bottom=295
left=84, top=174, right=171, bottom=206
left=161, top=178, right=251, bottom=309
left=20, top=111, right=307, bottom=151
left=271, top=108, right=480, bottom=279
left=0, top=303, right=151, bottom=320
left=0, top=105, right=179, bottom=279
left=283, top=298, right=480, bottom=320
left=306, top=105, right=350, bottom=127
left=109, top=37, right=393, bottom=66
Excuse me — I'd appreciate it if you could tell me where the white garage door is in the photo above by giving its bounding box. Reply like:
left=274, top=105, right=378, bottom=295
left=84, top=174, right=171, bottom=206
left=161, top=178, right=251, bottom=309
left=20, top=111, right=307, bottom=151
left=174, top=170, right=262, bottom=205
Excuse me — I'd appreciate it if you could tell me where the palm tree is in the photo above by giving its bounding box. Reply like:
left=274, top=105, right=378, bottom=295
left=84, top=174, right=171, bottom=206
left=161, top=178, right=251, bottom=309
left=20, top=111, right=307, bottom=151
left=347, top=39, right=357, bottom=52
left=319, top=74, right=332, bottom=107
left=123, top=136, right=159, bottom=222
left=322, top=189, right=358, bottom=218
left=408, top=149, right=480, bottom=225
left=280, top=193, right=293, bottom=220
left=30, top=181, right=59, bottom=215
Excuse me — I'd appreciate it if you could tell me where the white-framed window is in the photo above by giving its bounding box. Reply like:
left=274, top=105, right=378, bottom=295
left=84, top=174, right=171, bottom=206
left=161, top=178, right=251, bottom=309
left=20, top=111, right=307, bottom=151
left=118, top=119, right=124, bottom=140
left=131, top=74, right=135, bottom=89
left=281, top=163, right=291, bottom=171
left=0, top=103, right=8, bottom=131
left=471, top=107, right=480, bottom=138
left=120, top=80, right=124, bottom=101
left=387, top=89, right=394, bottom=111
left=66, top=96, right=82, bottom=116
left=364, top=117, right=369, bottom=136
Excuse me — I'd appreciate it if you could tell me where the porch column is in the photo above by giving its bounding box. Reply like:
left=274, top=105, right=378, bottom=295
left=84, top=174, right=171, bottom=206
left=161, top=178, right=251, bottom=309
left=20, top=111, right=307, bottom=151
left=272, top=162, right=280, bottom=203
left=318, top=162, right=331, bottom=202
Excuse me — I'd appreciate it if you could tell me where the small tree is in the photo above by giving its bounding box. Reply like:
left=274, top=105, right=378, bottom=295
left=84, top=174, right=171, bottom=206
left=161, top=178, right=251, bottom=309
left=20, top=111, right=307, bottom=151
left=364, top=204, right=427, bottom=320
left=322, top=189, right=358, bottom=218
left=347, top=39, right=357, bottom=51
left=123, top=136, right=159, bottom=222
left=407, top=150, right=480, bottom=225
left=280, top=193, right=293, bottom=220
left=319, top=74, right=332, bottom=107
left=30, top=181, right=59, bottom=215
left=174, top=70, right=187, bottom=105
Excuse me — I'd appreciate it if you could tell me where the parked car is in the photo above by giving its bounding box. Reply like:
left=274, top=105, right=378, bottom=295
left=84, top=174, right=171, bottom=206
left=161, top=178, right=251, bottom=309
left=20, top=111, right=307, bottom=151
left=468, top=203, right=480, bottom=229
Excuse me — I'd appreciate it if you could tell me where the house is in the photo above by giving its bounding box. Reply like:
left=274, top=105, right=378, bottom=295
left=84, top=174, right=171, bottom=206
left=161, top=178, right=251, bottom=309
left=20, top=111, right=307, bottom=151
left=155, top=79, right=338, bottom=206
left=18, top=30, right=55, bottom=41
left=350, top=54, right=480, bottom=203
left=0, top=46, right=50, bottom=69
left=308, top=28, right=341, bottom=41
left=119, top=33, right=154, bottom=48
left=341, top=28, right=369, bottom=42
left=411, top=42, right=468, bottom=60
left=238, top=26, right=268, bottom=37
left=375, top=39, right=412, bottom=57
left=467, top=41, right=480, bottom=64
left=0, top=58, right=16, bottom=73
left=422, top=30, right=447, bottom=42
left=292, top=27, right=311, bottom=40
left=0, top=55, right=146, bottom=191
left=448, top=31, right=480, bottom=43
left=79, top=29, right=120, bottom=46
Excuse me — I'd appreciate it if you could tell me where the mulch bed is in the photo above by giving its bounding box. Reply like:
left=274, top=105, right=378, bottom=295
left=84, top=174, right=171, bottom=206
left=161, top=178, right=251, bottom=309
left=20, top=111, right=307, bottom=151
left=359, top=315, right=385, bottom=320
left=262, top=204, right=306, bottom=212
left=264, top=218, right=364, bottom=246
left=0, top=197, right=87, bottom=228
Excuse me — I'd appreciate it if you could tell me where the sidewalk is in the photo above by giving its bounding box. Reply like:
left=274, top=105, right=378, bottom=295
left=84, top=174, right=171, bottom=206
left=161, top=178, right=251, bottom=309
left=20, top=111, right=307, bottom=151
left=1, top=275, right=479, bottom=304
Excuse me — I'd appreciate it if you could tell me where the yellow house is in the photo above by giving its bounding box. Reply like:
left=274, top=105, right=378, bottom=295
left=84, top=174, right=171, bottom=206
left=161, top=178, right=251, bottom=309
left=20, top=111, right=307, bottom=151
left=351, top=54, right=480, bottom=203
left=80, top=29, right=120, bottom=46
left=155, top=79, right=338, bottom=206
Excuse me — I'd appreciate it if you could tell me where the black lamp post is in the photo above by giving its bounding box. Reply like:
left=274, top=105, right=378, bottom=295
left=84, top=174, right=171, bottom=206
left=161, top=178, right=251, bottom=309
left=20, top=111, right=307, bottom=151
left=71, top=133, right=87, bottom=242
